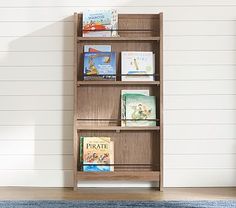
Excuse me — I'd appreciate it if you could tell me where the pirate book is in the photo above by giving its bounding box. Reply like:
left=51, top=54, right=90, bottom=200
left=82, top=137, right=114, bottom=172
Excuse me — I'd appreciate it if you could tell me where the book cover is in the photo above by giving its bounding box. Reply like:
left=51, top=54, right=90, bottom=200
left=125, top=95, right=156, bottom=126
left=83, top=137, right=114, bottom=172
left=121, top=90, right=149, bottom=127
left=121, top=51, right=155, bottom=81
left=80, top=137, right=84, bottom=167
left=83, top=52, right=116, bottom=80
left=83, top=10, right=118, bottom=37
left=84, top=45, right=111, bottom=52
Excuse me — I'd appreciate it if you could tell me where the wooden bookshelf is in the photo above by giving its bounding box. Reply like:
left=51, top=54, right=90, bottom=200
left=73, top=13, right=163, bottom=191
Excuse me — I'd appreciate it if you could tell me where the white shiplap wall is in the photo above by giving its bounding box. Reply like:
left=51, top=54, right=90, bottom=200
left=0, top=0, right=236, bottom=187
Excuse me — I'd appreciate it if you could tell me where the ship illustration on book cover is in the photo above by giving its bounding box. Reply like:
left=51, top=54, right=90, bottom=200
left=82, top=137, right=114, bottom=172
left=83, top=52, right=116, bottom=80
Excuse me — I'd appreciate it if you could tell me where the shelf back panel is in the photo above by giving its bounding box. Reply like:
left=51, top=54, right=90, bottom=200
left=77, top=85, right=159, bottom=126
left=77, top=130, right=160, bottom=171
left=77, top=41, right=159, bottom=81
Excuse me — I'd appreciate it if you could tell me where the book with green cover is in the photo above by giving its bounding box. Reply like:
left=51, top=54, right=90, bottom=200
left=125, top=94, right=156, bottom=126
left=80, top=137, right=84, bottom=165
left=121, top=90, right=149, bottom=126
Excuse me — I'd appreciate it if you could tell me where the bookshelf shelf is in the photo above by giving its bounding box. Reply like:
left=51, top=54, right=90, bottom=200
left=77, top=37, right=160, bottom=41
left=77, top=171, right=160, bottom=181
left=77, top=81, right=160, bottom=86
left=73, top=13, right=163, bottom=191
left=76, top=125, right=160, bottom=131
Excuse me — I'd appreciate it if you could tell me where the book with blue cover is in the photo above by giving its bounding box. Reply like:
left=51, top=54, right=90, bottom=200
left=125, top=94, right=156, bottom=126
left=83, top=52, right=116, bottom=80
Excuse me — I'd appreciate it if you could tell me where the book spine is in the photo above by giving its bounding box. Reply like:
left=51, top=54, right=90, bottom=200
left=80, top=137, right=83, bottom=170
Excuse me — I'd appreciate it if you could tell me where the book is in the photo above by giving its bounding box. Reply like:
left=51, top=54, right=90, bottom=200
left=84, top=45, right=111, bottom=52
left=83, top=52, right=116, bottom=80
left=121, top=90, right=149, bottom=127
left=79, top=137, right=84, bottom=167
left=83, top=137, right=114, bottom=172
left=121, top=51, right=155, bottom=81
left=125, top=94, right=156, bottom=126
left=83, top=10, right=118, bottom=37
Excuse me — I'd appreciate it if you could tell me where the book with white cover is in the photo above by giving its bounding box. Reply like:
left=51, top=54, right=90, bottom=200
left=121, top=51, right=155, bottom=81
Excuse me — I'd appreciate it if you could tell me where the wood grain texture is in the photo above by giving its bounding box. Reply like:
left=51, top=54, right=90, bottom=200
left=77, top=37, right=160, bottom=41
left=76, top=126, right=160, bottom=131
left=77, top=85, right=158, bottom=125
left=77, top=130, right=159, bottom=170
left=77, top=171, right=160, bottom=181
left=73, top=12, right=79, bottom=190
left=0, top=187, right=235, bottom=200
left=159, top=12, right=164, bottom=191
left=77, top=81, right=160, bottom=85
left=77, top=42, right=159, bottom=81
left=74, top=13, right=162, bottom=189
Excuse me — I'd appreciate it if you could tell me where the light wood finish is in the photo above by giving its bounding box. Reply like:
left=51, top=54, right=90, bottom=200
left=159, top=12, right=164, bottom=192
left=77, top=171, right=160, bottom=181
left=77, top=41, right=159, bottom=81
left=76, top=131, right=160, bottom=171
left=0, top=188, right=235, bottom=200
left=74, top=13, right=163, bottom=190
left=77, top=37, right=160, bottom=41
left=76, top=125, right=160, bottom=131
left=77, top=81, right=160, bottom=86
left=73, top=13, right=79, bottom=191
